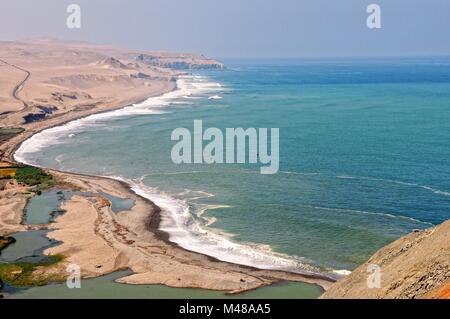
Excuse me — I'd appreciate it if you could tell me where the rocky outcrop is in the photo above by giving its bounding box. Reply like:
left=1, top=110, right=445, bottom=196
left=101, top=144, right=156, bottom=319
left=136, top=53, right=225, bottom=70
left=23, top=112, right=47, bottom=124
left=36, top=105, right=58, bottom=114
left=96, top=57, right=130, bottom=69
left=131, top=72, right=151, bottom=79
left=321, top=220, right=450, bottom=299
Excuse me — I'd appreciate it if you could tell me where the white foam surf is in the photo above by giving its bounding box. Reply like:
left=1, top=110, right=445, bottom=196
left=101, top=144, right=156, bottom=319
left=208, top=95, right=223, bottom=100
left=335, top=175, right=450, bottom=198
left=332, top=269, right=352, bottom=276
left=311, top=205, right=434, bottom=226
left=126, top=179, right=324, bottom=276
left=14, top=75, right=220, bottom=166
left=13, top=73, right=336, bottom=279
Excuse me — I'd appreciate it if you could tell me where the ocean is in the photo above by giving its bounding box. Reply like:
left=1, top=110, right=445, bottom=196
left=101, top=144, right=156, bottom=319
left=15, top=57, right=450, bottom=276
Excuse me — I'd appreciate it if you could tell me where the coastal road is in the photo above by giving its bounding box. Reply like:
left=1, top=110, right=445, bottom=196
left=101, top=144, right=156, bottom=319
left=0, top=58, right=31, bottom=113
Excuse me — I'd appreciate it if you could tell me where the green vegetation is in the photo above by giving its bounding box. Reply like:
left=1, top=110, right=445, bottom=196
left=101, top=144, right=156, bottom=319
left=0, top=127, right=25, bottom=134
left=0, top=127, right=25, bottom=144
left=15, top=166, right=54, bottom=190
left=0, top=236, right=16, bottom=255
left=0, top=255, right=64, bottom=287
left=0, top=128, right=25, bottom=135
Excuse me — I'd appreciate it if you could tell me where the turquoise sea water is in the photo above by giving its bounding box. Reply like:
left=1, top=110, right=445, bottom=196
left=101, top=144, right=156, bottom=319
left=15, top=57, right=450, bottom=274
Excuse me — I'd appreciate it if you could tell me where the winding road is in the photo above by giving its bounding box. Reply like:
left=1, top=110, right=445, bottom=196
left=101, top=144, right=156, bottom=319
left=0, top=58, right=31, bottom=112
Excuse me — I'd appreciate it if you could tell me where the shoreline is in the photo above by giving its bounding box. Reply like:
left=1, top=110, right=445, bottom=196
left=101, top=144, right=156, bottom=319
left=2, top=76, right=336, bottom=294
left=3, top=80, right=178, bottom=161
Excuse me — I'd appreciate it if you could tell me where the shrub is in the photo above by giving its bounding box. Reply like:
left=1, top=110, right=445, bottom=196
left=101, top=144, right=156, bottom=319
left=15, top=166, right=54, bottom=188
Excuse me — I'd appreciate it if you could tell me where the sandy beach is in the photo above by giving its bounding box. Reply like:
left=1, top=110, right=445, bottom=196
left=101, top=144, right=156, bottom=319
left=0, top=39, right=334, bottom=293
left=41, top=171, right=334, bottom=292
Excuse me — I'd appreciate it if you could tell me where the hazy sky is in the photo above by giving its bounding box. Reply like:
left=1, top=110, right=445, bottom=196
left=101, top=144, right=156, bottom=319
left=1, top=0, right=449, bottom=59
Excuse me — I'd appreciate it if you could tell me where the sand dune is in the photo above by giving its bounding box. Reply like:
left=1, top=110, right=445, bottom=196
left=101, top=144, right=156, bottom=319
left=0, top=38, right=220, bottom=127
